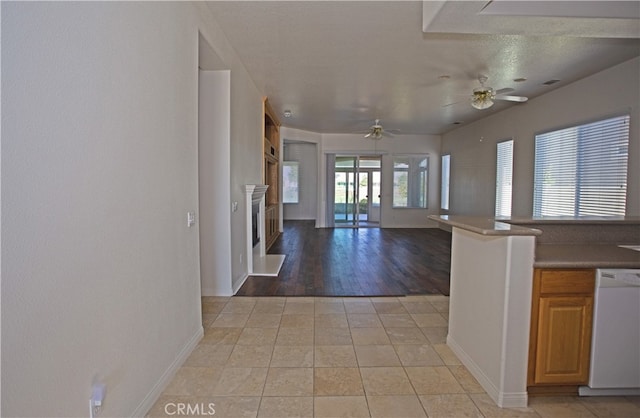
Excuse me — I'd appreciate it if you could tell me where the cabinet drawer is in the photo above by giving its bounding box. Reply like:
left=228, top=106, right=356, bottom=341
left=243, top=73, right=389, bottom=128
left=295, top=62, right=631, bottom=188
left=539, top=269, right=595, bottom=295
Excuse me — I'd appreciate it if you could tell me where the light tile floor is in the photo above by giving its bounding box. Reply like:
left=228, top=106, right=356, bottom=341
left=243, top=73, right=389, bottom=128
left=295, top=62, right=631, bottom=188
left=147, top=296, right=640, bottom=417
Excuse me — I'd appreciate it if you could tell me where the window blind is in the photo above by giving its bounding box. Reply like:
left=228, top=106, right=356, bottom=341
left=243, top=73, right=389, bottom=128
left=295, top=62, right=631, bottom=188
left=495, top=140, right=513, bottom=217
left=441, top=155, right=450, bottom=211
left=533, top=115, right=629, bottom=217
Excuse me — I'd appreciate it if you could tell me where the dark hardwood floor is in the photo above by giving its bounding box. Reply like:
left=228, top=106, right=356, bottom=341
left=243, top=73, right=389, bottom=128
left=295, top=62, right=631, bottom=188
left=236, top=220, right=452, bottom=297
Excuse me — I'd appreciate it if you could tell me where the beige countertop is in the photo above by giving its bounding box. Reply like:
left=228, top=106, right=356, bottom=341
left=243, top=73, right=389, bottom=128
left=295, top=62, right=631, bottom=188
left=498, top=215, right=640, bottom=225
left=429, top=214, right=640, bottom=269
left=535, top=244, right=640, bottom=269
left=428, top=215, right=542, bottom=236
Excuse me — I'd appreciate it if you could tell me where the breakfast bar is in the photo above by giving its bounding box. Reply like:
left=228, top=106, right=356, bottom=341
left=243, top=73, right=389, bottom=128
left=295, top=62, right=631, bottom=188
left=428, top=215, right=640, bottom=408
left=428, top=215, right=541, bottom=407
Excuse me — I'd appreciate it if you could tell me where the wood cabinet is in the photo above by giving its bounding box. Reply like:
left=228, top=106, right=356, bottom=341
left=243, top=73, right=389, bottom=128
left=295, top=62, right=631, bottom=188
left=263, top=98, right=280, bottom=250
left=528, top=268, right=595, bottom=391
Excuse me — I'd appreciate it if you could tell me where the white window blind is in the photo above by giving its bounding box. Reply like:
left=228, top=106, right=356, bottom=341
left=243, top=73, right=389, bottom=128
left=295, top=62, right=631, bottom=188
left=495, top=140, right=513, bottom=217
left=533, top=115, right=629, bottom=217
left=441, top=155, right=450, bottom=211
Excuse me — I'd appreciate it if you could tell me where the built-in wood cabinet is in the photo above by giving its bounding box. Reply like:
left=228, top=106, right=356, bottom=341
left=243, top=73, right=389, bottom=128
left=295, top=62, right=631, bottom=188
left=263, top=98, right=280, bottom=250
left=528, top=268, right=595, bottom=393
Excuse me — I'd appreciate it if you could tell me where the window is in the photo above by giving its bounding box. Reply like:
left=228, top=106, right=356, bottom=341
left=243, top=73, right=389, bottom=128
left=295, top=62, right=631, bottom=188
left=533, top=115, right=629, bottom=217
left=393, top=155, right=428, bottom=208
left=282, top=161, right=299, bottom=204
left=495, top=140, right=513, bottom=217
left=441, top=154, right=450, bottom=211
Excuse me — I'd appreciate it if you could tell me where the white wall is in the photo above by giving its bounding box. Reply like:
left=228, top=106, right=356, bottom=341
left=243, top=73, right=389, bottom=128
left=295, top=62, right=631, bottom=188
left=196, top=3, right=265, bottom=295
left=442, top=57, right=640, bottom=217
left=282, top=142, right=318, bottom=220
left=199, top=70, right=232, bottom=296
left=1, top=2, right=263, bottom=416
left=227, top=69, right=264, bottom=292
left=319, top=133, right=442, bottom=228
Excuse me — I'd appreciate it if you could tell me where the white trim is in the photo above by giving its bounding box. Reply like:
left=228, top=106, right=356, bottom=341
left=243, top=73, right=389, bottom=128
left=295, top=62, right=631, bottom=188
left=202, top=287, right=231, bottom=297
left=233, top=273, right=249, bottom=295
left=448, top=335, right=528, bottom=408
left=133, top=326, right=204, bottom=417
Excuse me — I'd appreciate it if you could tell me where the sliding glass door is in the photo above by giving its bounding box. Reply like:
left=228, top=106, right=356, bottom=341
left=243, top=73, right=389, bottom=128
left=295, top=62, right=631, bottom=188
left=333, top=156, right=381, bottom=227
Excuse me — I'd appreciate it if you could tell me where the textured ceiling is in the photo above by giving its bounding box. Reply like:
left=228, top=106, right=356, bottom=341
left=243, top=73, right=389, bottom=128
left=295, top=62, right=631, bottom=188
left=206, top=1, right=640, bottom=135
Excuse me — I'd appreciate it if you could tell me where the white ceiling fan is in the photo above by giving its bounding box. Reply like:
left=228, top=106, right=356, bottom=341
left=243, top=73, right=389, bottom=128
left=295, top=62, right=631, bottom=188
left=364, top=119, right=397, bottom=140
left=470, top=75, right=528, bottom=110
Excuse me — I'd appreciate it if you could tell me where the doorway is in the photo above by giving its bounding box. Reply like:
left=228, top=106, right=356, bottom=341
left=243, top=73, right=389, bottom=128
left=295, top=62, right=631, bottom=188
left=198, top=33, right=233, bottom=296
left=334, top=156, right=381, bottom=227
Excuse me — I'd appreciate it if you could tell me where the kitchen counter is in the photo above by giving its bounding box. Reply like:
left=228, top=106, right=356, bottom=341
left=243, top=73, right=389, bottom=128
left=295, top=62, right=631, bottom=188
left=430, top=215, right=640, bottom=269
left=427, top=214, right=640, bottom=408
left=428, top=215, right=542, bottom=236
left=535, top=244, right=640, bottom=269
left=498, top=215, right=640, bottom=225
left=428, top=216, right=537, bottom=408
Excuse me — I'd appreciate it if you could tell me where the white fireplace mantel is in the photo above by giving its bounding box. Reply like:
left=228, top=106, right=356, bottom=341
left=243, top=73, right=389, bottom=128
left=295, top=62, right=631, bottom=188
left=243, top=185, right=285, bottom=281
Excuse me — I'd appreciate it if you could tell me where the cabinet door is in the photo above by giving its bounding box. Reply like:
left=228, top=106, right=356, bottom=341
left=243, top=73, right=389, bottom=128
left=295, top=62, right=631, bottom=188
left=534, top=295, right=593, bottom=384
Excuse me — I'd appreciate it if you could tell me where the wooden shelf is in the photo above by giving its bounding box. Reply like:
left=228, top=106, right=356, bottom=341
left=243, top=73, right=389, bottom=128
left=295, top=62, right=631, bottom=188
left=262, top=98, right=281, bottom=250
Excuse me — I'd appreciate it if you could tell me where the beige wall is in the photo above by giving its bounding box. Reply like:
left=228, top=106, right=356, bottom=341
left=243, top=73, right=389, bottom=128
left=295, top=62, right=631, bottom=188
left=442, top=57, right=640, bottom=217
left=2, top=2, right=263, bottom=416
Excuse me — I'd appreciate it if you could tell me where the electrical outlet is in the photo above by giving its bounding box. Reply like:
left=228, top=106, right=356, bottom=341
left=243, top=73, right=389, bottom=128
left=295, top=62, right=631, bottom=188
left=90, top=383, right=106, bottom=417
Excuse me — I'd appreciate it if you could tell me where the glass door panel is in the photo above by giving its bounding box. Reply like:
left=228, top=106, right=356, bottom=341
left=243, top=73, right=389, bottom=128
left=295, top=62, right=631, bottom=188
left=334, top=157, right=357, bottom=226
left=369, top=171, right=381, bottom=223
left=357, top=171, right=368, bottom=224
left=333, top=155, right=381, bottom=227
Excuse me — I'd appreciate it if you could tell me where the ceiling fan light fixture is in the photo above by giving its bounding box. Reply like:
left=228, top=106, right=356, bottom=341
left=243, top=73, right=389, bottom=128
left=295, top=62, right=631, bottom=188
left=471, top=87, right=495, bottom=110
left=371, top=127, right=383, bottom=139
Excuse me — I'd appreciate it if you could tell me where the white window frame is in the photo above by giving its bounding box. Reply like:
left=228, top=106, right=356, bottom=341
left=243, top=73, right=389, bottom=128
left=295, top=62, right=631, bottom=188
left=441, top=154, right=450, bottom=211
left=392, top=155, right=429, bottom=209
left=282, top=161, right=299, bottom=204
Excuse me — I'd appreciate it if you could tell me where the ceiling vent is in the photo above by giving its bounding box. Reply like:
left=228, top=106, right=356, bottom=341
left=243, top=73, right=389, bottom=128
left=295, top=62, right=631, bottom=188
left=543, top=79, right=561, bottom=86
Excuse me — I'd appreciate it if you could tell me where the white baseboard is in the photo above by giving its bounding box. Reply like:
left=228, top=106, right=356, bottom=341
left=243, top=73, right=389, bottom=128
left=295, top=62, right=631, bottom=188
left=132, top=326, right=204, bottom=417
left=202, top=287, right=234, bottom=297
left=232, top=273, right=249, bottom=295
left=447, top=335, right=528, bottom=408
left=201, top=287, right=216, bottom=297
left=579, top=386, right=640, bottom=396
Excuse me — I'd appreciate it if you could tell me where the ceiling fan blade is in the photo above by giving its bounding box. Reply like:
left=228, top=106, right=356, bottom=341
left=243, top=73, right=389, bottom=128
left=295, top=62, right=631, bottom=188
left=364, top=132, right=372, bottom=138
left=442, top=101, right=462, bottom=108
left=495, top=87, right=514, bottom=95
left=495, top=95, right=528, bottom=103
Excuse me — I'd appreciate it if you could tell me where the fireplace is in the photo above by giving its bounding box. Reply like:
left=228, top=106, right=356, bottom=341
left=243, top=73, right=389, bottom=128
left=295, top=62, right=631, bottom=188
left=251, top=204, right=260, bottom=247
left=244, top=184, right=285, bottom=277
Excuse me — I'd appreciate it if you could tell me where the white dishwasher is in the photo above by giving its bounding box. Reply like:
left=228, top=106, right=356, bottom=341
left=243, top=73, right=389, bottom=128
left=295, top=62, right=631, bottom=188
left=579, top=269, right=640, bottom=396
